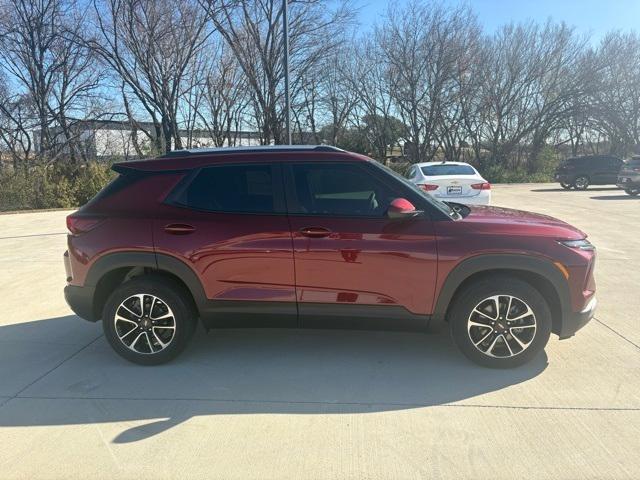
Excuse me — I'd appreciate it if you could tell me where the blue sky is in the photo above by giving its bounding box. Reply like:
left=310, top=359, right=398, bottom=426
left=357, top=0, right=640, bottom=41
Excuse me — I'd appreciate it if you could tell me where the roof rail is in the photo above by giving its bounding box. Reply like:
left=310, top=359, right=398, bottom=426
left=159, top=145, right=344, bottom=158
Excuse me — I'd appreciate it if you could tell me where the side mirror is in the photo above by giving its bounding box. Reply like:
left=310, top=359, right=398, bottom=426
left=387, top=198, right=422, bottom=219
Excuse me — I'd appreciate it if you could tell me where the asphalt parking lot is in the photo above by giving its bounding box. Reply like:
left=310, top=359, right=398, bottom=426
left=0, top=184, right=638, bottom=480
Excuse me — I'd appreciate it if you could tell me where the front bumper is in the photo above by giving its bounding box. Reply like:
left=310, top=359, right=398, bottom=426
left=64, top=285, right=98, bottom=322
left=557, top=296, right=596, bottom=339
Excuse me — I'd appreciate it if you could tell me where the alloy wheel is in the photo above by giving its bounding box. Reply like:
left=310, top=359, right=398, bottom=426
left=574, top=177, right=589, bottom=189
left=467, top=295, right=537, bottom=358
left=114, top=293, right=176, bottom=354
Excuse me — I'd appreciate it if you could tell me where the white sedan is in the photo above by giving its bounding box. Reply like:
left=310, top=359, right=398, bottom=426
left=405, top=161, right=491, bottom=206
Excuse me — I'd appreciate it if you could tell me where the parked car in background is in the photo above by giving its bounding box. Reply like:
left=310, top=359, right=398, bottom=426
left=555, top=155, right=623, bottom=190
left=405, top=161, right=491, bottom=205
left=64, top=146, right=596, bottom=368
left=617, top=156, right=640, bottom=196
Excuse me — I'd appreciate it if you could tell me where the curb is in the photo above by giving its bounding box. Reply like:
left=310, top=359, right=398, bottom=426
left=0, top=208, right=76, bottom=215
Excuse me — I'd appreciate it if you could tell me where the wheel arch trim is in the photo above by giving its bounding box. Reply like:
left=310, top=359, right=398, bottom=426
left=85, top=251, right=208, bottom=313
left=432, top=254, right=571, bottom=324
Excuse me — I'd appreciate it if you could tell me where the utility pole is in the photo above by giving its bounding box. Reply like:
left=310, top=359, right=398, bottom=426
left=282, top=0, right=292, bottom=145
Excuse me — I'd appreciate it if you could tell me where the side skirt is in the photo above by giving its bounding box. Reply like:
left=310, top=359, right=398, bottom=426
left=199, top=300, right=430, bottom=332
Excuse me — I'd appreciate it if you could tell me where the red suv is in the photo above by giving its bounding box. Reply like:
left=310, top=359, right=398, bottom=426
left=64, top=146, right=596, bottom=368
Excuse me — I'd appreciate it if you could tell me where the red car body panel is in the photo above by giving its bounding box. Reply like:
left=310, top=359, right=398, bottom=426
left=433, top=205, right=595, bottom=313
left=153, top=205, right=296, bottom=303
left=288, top=215, right=438, bottom=314
left=66, top=172, right=183, bottom=286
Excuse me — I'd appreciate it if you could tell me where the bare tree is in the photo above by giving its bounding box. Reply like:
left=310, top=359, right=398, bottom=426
left=377, top=2, right=479, bottom=163
left=0, top=76, right=35, bottom=168
left=188, top=42, right=250, bottom=147
left=203, top=0, right=355, bottom=145
left=476, top=22, right=589, bottom=170
left=2, top=0, right=640, bottom=179
left=89, top=0, right=213, bottom=154
left=317, top=48, right=359, bottom=146
left=588, top=32, right=640, bottom=156
left=0, top=0, right=104, bottom=164
left=346, top=39, right=400, bottom=160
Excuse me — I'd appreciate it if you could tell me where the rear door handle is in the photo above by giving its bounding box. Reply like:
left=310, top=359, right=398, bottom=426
left=164, top=223, right=196, bottom=235
left=299, top=227, right=332, bottom=238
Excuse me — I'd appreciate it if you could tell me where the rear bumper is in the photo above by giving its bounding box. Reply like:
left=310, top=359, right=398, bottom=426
left=64, top=285, right=98, bottom=322
left=558, top=296, right=596, bottom=339
left=433, top=192, right=491, bottom=206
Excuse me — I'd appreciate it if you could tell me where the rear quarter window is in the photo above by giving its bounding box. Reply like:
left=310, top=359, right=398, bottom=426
left=84, top=172, right=141, bottom=207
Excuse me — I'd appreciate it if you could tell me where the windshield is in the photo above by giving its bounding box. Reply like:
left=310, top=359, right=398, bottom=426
left=421, top=164, right=476, bottom=176
left=370, top=161, right=457, bottom=218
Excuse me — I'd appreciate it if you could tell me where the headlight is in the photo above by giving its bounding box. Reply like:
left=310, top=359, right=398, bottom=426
left=559, top=239, right=595, bottom=251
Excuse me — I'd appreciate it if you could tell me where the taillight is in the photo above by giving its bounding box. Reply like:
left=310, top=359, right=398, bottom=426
left=66, top=215, right=103, bottom=234
left=417, top=184, right=439, bottom=191
left=471, top=182, right=491, bottom=190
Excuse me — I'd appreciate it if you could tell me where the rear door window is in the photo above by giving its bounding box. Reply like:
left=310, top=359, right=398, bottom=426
left=169, top=164, right=283, bottom=214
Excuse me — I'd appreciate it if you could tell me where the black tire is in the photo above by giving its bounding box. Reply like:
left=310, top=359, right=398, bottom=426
left=449, top=276, right=552, bottom=368
left=573, top=176, right=589, bottom=190
left=560, top=182, right=573, bottom=190
left=102, top=275, right=197, bottom=365
left=624, top=188, right=639, bottom=196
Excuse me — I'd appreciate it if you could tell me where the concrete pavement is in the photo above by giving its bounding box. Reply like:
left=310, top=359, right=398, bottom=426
left=0, top=185, right=638, bottom=479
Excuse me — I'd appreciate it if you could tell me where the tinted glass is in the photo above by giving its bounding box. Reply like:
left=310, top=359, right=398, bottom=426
left=405, top=166, right=415, bottom=179
left=289, top=163, right=399, bottom=217
left=85, top=171, right=141, bottom=207
left=627, top=158, right=640, bottom=166
left=172, top=164, right=277, bottom=213
left=370, top=161, right=455, bottom=218
left=421, top=164, right=476, bottom=176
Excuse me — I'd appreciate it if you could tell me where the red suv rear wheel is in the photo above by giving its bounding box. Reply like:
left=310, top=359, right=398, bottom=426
left=102, top=276, right=197, bottom=365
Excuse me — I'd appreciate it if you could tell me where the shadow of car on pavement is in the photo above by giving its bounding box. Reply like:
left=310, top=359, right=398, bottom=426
left=590, top=195, right=639, bottom=200
left=530, top=187, right=620, bottom=192
left=0, top=315, right=547, bottom=443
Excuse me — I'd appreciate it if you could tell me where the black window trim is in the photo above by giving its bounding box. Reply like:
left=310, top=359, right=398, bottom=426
left=164, top=162, right=287, bottom=216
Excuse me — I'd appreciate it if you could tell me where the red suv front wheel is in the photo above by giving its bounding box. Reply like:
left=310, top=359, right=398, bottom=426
left=449, top=276, right=552, bottom=368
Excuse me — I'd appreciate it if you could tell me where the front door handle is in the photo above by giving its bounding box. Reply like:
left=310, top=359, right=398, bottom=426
left=164, top=223, right=196, bottom=235
left=299, top=226, right=332, bottom=238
